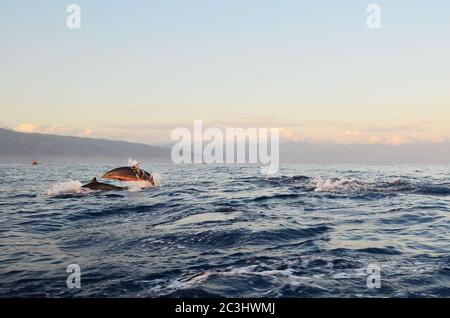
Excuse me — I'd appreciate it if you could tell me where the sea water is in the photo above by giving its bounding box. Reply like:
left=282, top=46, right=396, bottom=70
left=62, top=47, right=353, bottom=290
left=0, top=163, right=449, bottom=297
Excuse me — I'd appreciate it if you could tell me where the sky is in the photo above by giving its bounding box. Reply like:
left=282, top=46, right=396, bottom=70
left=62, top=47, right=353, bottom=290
left=1, top=0, right=449, bottom=145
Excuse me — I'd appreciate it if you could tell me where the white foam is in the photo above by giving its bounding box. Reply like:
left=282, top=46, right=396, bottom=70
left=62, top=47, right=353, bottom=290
left=46, top=180, right=90, bottom=196
left=308, top=176, right=368, bottom=192
left=123, top=172, right=161, bottom=192
left=151, top=173, right=161, bottom=187
left=160, top=263, right=320, bottom=293
left=166, top=272, right=211, bottom=290
left=125, top=180, right=155, bottom=192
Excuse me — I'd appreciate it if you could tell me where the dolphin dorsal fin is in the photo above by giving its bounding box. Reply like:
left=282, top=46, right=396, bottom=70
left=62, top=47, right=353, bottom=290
left=91, top=177, right=98, bottom=182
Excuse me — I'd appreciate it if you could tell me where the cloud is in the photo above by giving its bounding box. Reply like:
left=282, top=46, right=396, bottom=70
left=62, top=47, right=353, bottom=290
left=14, top=123, right=39, bottom=133
left=14, top=123, right=94, bottom=137
left=78, top=128, right=93, bottom=137
left=279, top=127, right=302, bottom=142
left=12, top=121, right=448, bottom=146
left=335, top=130, right=448, bottom=145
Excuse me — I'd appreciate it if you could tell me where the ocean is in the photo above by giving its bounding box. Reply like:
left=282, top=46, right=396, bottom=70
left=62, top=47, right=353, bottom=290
left=0, top=163, right=449, bottom=297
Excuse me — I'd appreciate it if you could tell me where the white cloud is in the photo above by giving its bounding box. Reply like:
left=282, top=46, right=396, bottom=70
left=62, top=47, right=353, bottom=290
left=14, top=123, right=94, bottom=137
left=11, top=121, right=449, bottom=146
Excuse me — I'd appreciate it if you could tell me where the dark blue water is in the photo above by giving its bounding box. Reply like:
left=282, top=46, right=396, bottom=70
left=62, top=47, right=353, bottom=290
left=0, top=163, right=449, bottom=297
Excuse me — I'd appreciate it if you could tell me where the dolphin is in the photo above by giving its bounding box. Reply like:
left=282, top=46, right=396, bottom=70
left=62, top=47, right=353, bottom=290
left=102, top=165, right=154, bottom=185
left=82, top=177, right=125, bottom=191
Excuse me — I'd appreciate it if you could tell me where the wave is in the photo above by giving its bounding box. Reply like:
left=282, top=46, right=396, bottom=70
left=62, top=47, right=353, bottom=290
left=289, top=176, right=450, bottom=196
left=153, top=254, right=361, bottom=297
left=309, top=176, right=368, bottom=192
left=155, top=225, right=330, bottom=250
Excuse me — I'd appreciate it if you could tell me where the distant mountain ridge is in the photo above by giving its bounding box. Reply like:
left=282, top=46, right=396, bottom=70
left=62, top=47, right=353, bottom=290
left=0, top=128, right=449, bottom=164
left=0, top=128, right=170, bottom=163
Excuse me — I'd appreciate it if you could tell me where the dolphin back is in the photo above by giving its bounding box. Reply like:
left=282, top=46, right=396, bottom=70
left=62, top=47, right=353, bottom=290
left=82, top=178, right=125, bottom=191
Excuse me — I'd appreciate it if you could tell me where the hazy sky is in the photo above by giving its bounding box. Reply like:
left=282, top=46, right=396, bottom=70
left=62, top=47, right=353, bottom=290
left=1, top=0, right=449, bottom=145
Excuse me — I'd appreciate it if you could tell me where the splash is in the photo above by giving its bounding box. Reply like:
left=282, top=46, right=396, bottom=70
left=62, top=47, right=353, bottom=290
left=151, top=173, right=161, bottom=187
left=46, top=180, right=90, bottom=196
left=310, top=176, right=368, bottom=192
left=290, top=175, right=450, bottom=196
left=128, top=158, right=141, bottom=168
left=125, top=180, right=154, bottom=192
left=127, top=158, right=146, bottom=180
left=123, top=173, right=161, bottom=191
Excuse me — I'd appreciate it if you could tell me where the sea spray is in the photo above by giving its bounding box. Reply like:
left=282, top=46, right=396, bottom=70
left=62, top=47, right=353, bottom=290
left=125, top=173, right=161, bottom=191
left=46, top=180, right=89, bottom=196
left=128, top=158, right=141, bottom=167
left=151, top=172, right=161, bottom=187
